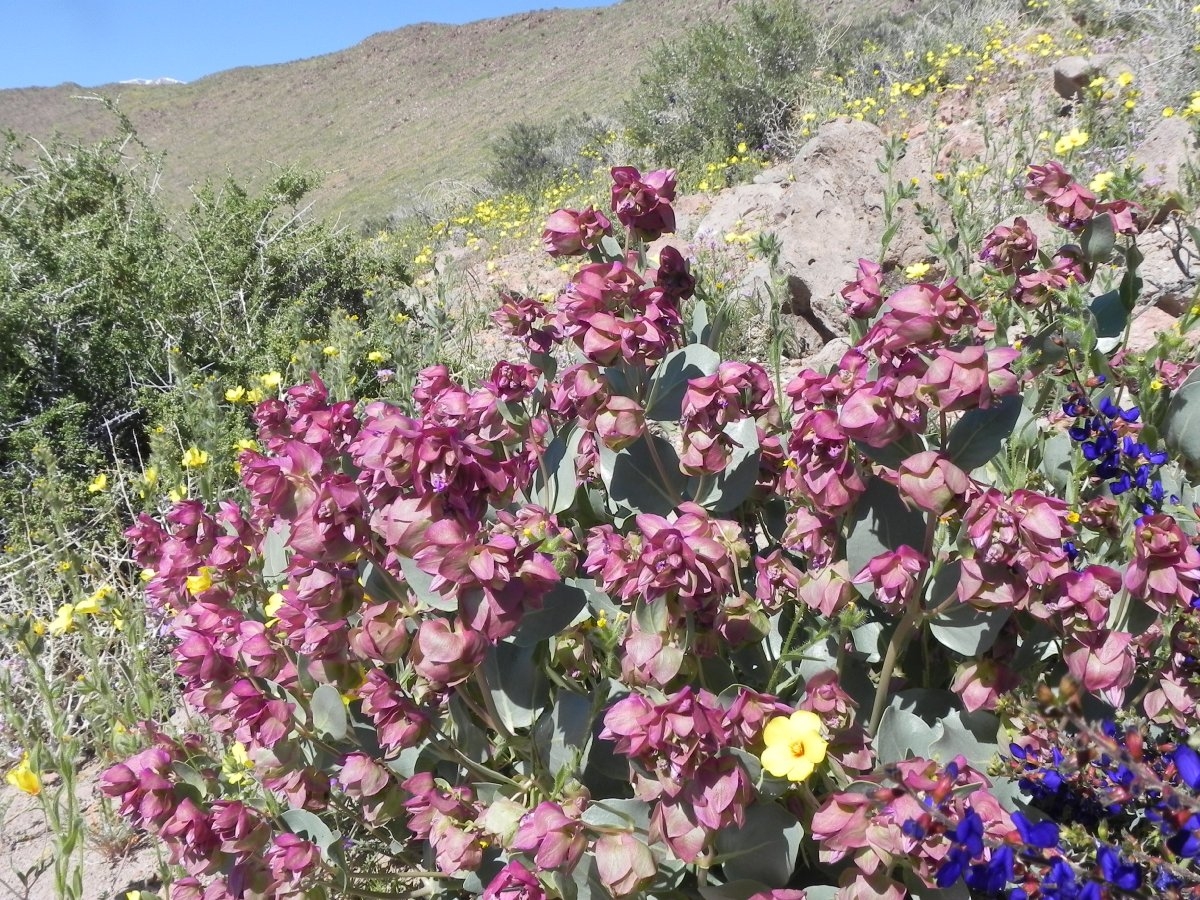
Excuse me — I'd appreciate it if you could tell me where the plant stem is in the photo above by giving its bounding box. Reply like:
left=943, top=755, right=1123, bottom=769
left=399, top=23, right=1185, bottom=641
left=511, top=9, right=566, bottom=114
left=867, top=600, right=922, bottom=738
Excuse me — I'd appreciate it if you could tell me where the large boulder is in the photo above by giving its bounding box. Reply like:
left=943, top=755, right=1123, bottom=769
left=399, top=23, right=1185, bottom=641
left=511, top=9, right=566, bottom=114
left=694, top=118, right=939, bottom=340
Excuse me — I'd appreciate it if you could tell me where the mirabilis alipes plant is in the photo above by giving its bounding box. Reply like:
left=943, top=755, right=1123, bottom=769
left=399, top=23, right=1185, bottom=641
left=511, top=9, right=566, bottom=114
left=106, top=159, right=1200, bottom=899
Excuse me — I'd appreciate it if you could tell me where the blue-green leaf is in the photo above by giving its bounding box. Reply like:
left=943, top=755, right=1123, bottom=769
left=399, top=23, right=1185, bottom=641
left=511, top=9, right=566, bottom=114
left=310, top=683, right=348, bottom=742
left=846, top=478, right=926, bottom=577
left=945, top=395, right=1022, bottom=471
left=482, top=641, right=546, bottom=731
left=1089, top=289, right=1128, bottom=340
left=1081, top=212, right=1115, bottom=264
left=1165, top=368, right=1200, bottom=468
left=534, top=690, right=594, bottom=775
left=644, top=345, right=721, bottom=422
left=929, top=603, right=1011, bottom=656
left=397, top=555, right=456, bottom=612
left=713, top=802, right=803, bottom=887
left=280, top=808, right=338, bottom=853
left=262, top=523, right=290, bottom=579
left=598, top=433, right=687, bottom=517
left=531, top=426, right=583, bottom=515
left=512, top=576, right=591, bottom=646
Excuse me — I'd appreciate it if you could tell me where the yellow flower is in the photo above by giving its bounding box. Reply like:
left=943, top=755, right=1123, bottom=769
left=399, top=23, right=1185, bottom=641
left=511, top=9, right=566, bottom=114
left=221, top=741, right=255, bottom=785
left=75, top=587, right=109, bottom=616
left=233, top=438, right=258, bottom=453
left=181, top=447, right=210, bottom=469
left=6, top=754, right=40, bottom=796
left=322, top=346, right=339, bottom=358
left=1165, top=107, right=1177, bottom=117
left=244, top=388, right=264, bottom=404
left=1053, top=128, right=1089, bottom=156
left=1089, top=171, right=1115, bottom=193
left=761, top=710, right=828, bottom=782
left=186, top=567, right=214, bottom=596
left=143, top=466, right=158, bottom=487
left=259, top=371, right=283, bottom=389
left=366, top=350, right=387, bottom=364
left=265, top=592, right=285, bottom=622
left=224, top=385, right=247, bottom=403
left=904, top=262, right=932, bottom=280
left=48, top=603, right=76, bottom=636
left=87, top=473, right=108, bottom=494
left=737, top=141, right=749, bottom=154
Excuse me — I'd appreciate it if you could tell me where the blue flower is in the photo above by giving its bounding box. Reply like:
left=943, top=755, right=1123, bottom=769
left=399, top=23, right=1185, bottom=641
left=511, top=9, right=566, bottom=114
left=1096, top=844, right=1141, bottom=890
left=1012, top=810, right=1060, bottom=848
left=1174, top=745, right=1200, bottom=790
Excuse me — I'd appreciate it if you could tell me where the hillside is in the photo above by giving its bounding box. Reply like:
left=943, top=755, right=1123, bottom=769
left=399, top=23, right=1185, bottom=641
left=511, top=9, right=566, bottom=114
left=0, top=0, right=725, bottom=223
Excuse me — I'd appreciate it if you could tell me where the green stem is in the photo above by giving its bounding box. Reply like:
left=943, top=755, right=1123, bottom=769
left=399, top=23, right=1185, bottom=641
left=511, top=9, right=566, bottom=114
left=867, top=601, right=922, bottom=738
left=766, top=608, right=805, bottom=694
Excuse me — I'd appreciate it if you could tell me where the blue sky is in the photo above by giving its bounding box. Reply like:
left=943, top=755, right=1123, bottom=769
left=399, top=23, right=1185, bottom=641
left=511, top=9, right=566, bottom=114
left=1, top=1, right=620, bottom=90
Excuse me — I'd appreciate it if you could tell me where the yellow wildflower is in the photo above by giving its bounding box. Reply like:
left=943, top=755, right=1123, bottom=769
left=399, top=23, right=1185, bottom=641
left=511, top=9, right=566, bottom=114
left=761, top=710, right=828, bottom=782
left=245, top=388, right=264, bottom=404
left=1089, top=171, right=1115, bottom=193
left=1164, top=107, right=1177, bottom=117
left=5, top=754, right=40, bottom=796
left=322, top=346, right=339, bottom=358
left=904, top=262, right=932, bottom=280
left=259, top=371, right=283, bottom=390
left=1053, top=128, right=1089, bottom=156
left=47, top=604, right=76, bottom=636
left=87, top=473, right=108, bottom=494
left=224, top=385, right=247, bottom=403
left=367, top=350, right=387, bottom=364
left=186, top=567, right=214, bottom=596
left=143, top=466, right=158, bottom=487
left=181, top=447, right=210, bottom=469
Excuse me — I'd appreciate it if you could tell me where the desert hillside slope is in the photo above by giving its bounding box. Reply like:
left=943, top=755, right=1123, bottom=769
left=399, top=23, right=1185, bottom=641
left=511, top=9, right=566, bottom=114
left=0, top=0, right=732, bottom=221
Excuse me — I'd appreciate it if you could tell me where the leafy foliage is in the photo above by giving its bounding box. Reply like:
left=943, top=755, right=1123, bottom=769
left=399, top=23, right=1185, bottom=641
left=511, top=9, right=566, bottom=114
left=625, top=0, right=816, bottom=163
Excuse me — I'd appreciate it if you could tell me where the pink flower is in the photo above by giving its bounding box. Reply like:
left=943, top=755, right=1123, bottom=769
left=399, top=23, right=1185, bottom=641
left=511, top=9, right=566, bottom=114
left=838, top=376, right=926, bottom=447
left=482, top=860, right=547, bottom=900
left=358, top=668, right=430, bottom=752
left=797, top=563, right=854, bottom=617
left=492, top=291, right=561, bottom=355
left=852, top=547, right=927, bottom=613
left=610, top=166, right=677, bottom=240
left=594, top=395, right=646, bottom=450
left=1125, top=513, right=1200, bottom=613
left=784, top=410, right=867, bottom=515
left=1065, top=629, right=1137, bottom=706
left=980, top=217, right=1039, bottom=275
left=411, top=618, right=488, bottom=688
left=841, top=258, right=885, bottom=318
left=512, top=801, right=587, bottom=873
left=541, top=206, right=612, bottom=257
left=265, top=832, right=322, bottom=885
left=885, top=451, right=973, bottom=515
left=650, top=245, right=696, bottom=301
left=918, top=345, right=1019, bottom=413
left=594, top=832, right=657, bottom=897
left=951, top=659, right=1020, bottom=712
left=1026, top=162, right=1098, bottom=230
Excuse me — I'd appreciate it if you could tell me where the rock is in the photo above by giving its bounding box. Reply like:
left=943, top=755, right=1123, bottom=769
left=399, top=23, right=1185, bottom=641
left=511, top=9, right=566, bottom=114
left=1053, top=56, right=1099, bottom=100
left=1126, top=305, right=1178, bottom=354
left=1134, top=114, right=1196, bottom=196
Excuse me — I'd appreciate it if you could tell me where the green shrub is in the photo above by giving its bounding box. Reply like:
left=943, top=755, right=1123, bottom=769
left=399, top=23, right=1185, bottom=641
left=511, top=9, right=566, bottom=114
left=0, top=126, right=412, bottom=542
left=625, top=0, right=816, bottom=164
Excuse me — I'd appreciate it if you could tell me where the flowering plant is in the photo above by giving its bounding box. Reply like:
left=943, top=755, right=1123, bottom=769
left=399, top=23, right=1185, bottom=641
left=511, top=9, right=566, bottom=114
left=105, top=161, right=1200, bottom=899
